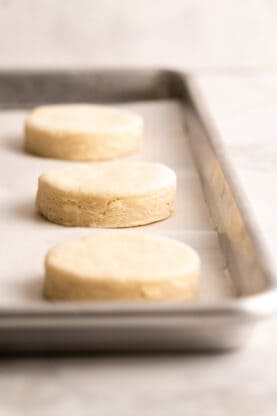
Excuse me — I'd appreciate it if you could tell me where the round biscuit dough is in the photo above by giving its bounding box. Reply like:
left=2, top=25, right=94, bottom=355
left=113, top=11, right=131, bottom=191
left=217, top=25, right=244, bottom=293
left=36, top=162, right=176, bottom=228
left=25, top=104, right=143, bottom=160
left=44, top=232, right=200, bottom=301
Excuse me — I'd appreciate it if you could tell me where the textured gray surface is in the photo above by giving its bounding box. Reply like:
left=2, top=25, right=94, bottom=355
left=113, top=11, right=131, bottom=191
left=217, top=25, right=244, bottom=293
left=0, top=339, right=277, bottom=416
left=1, top=1, right=277, bottom=414
left=0, top=0, right=277, bottom=69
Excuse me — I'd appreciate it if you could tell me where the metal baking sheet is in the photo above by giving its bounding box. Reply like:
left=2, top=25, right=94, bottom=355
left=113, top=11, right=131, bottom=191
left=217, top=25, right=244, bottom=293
left=0, top=69, right=276, bottom=352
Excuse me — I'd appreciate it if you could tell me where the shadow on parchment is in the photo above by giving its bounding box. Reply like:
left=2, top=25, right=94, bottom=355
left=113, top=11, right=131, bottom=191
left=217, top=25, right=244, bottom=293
left=14, top=276, right=44, bottom=303
left=1, top=135, right=26, bottom=155
left=6, top=199, right=58, bottom=227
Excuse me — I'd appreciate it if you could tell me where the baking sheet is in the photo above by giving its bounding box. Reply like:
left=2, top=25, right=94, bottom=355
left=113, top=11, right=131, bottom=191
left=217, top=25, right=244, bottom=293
left=0, top=99, right=235, bottom=306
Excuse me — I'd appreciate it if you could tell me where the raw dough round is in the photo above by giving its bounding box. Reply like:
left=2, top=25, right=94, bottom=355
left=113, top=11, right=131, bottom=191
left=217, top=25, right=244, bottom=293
left=44, top=232, right=200, bottom=301
left=36, top=162, right=176, bottom=228
left=25, top=104, right=143, bottom=160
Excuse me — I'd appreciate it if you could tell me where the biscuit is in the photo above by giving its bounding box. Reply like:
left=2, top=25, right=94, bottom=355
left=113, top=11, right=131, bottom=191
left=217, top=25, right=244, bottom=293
left=36, top=162, right=176, bottom=228
left=44, top=232, right=200, bottom=301
left=25, top=104, right=143, bottom=160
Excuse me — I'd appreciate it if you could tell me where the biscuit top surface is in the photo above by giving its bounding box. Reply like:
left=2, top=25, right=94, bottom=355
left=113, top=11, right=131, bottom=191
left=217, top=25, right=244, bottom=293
left=39, top=162, right=176, bottom=197
left=26, top=104, right=142, bottom=133
left=46, top=232, right=200, bottom=281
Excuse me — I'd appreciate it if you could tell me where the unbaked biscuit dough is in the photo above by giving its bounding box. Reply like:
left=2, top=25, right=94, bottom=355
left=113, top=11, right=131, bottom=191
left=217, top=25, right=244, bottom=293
left=36, top=162, right=176, bottom=228
left=44, top=232, right=200, bottom=301
left=25, top=104, right=143, bottom=160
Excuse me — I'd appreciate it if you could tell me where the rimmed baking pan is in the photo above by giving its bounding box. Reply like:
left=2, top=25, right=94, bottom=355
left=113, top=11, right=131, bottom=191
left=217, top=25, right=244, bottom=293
left=0, top=68, right=276, bottom=352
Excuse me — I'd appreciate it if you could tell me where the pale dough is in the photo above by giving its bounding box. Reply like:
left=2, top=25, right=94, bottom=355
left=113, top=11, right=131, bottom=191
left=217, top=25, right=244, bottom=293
left=44, top=232, right=200, bottom=301
left=36, top=162, right=176, bottom=228
left=25, top=104, right=143, bottom=160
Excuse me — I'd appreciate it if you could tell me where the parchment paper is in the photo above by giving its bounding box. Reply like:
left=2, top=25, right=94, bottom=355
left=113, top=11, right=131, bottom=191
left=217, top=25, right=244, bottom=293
left=0, top=100, right=235, bottom=305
